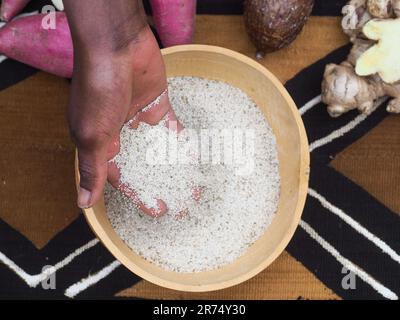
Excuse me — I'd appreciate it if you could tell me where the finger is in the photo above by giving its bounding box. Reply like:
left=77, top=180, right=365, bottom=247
left=119, top=183, right=168, bottom=218
left=130, top=100, right=170, bottom=129
left=175, top=208, right=188, bottom=220
left=163, top=108, right=184, bottom=133
left=173, top=186, right=203, bottom=219
left=129, top=91, right=185, bottom=131
left=192, top=186, right=204, bottom=203
left=107, top=160, right=121, bottom=187
left=107, top=135, right=120, bottom=161
left=70, top=119, right=114, bottom=209
left=76, top=147, right=108, bottom=209
left=130, top=105, right=184, bottom=134
left=107, top=161, right=168, bottom=217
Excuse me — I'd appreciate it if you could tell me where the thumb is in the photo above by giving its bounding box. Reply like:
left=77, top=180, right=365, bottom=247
left=77, top=147, right=108, bottom=209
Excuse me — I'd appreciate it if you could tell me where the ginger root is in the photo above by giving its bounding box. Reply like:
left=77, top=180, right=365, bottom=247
left=366, top=0, right=400, bottom=18
left=322, top=0, right=400, bottom=117
left=367, top=0, right=395, bottom=18
left=342, top=0, right=400, bottom=41
left=322, top=62, right=400, bottom=117
left=355, top=18, right=400, bottom=83
left=347, top=38, right=374, bottom=66
left=342, top=0, right=372, bottom=41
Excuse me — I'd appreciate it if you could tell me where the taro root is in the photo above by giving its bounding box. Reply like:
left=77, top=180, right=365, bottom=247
left=244, top=0, right=314, bottom=56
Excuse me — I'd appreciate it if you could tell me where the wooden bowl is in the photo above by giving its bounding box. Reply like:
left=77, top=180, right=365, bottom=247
left=77, top=45, right=309, bottom=292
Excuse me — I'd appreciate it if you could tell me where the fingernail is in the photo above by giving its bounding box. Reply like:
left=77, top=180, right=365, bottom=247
left=78, top=187, right=92, bottom=209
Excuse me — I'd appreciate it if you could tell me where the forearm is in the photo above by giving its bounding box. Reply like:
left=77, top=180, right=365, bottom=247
left=64, top=0, right=148, bottom=53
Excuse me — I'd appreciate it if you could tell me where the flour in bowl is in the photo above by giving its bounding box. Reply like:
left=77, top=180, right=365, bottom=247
left=105, top=77, right=280, bottom=272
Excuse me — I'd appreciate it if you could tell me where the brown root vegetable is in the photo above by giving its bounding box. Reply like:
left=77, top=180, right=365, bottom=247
left=346, top=38, right=374, bottom=66
left=243, top=0, right=314, bottom=55
left=321, top=62, right=400, bottom=117
left=394, top=0, right=400, bottom=16
left=342, top=0, right=372, bottom=41
left=365, top=0, right=400, bottom=18
left=367, top=0, right=394, bottom=18
left=322, top=0, right=400, bottom=117
left=341, top=0, right=399, bottom=41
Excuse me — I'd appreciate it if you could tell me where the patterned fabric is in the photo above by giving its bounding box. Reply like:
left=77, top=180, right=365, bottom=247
left=286, top=45, right=400, bottom=300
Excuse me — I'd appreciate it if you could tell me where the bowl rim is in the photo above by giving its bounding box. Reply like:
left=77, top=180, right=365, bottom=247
left=78, top=44, right=310, bottom=292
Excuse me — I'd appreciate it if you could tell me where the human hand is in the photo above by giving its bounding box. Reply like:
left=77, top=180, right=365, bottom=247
left=68, top=25, right=182, bottom=216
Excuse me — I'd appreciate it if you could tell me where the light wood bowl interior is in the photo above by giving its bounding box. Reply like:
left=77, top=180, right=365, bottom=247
left=77, top=45, right=309, bottom=292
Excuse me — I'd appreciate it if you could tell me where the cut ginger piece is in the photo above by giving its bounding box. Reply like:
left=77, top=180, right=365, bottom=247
left=356, top=18, right=400, bottom=83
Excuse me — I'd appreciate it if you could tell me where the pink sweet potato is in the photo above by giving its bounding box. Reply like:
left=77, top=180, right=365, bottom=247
left=150, top=0, right=196, bottom=47
left=0, top=12, right=73, bottom=77
left=0, top=0, right=32, bottom=22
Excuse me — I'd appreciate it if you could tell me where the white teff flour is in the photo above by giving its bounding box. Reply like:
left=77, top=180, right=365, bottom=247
left=105, top=77, right=280, bottom=273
